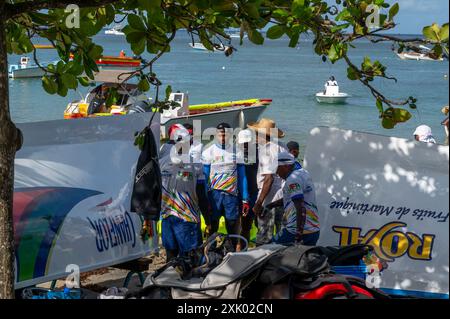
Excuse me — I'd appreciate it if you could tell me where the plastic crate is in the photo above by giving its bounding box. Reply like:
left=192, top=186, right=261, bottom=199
left=331, top=265, right=368, bottom=280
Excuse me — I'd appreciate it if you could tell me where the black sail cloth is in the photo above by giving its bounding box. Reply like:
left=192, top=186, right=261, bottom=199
left=130, top=126, right=162, bottom=221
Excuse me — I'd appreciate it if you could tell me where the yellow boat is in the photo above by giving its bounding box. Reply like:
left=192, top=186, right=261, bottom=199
left=33, top=44, right=55, bottom=49
left=64, top=70, right=271, bottom=131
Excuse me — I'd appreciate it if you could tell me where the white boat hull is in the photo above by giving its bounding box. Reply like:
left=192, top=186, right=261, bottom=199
left=315, top=92, right=349, bottom=104
left=9, top=66, right=45, bottom=79
left=397, top=52, right=444, bottom=61
left=105, top=30, right=125, bottom=36
left=161, top=105, right=267, bottom=137
left=188, top=43, right=229, bottom=52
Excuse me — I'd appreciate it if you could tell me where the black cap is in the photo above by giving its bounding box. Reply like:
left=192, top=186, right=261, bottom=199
left=216, top=122, right=231, bottom=130
left=287, top=141, right=300, bottom=150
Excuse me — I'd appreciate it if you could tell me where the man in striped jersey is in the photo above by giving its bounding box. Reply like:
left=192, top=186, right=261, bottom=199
left=202, top=123, right=249, bottom=245
left=268, top=151, right=320, bottom=246
left=159, top=124, right=205, bottom=261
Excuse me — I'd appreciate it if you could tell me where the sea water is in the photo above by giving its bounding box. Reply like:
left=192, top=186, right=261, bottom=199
left=8, top=31, right=449, bottom=152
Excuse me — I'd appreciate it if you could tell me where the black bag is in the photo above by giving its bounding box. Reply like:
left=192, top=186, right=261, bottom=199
left=130, top=126, right=162, bottom=220
left=258, top=244, right=330, bottom=285
left=317, top=244, right=373, bottom=266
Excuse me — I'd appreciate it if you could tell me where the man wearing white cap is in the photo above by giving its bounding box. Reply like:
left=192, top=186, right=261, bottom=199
left=236, top=129, right=259, bottom=248
left=269, top=151, right=320, bottom=245
left=159, top=124, right=205, bottom=261
left=413, top=125, right=436, bottom=144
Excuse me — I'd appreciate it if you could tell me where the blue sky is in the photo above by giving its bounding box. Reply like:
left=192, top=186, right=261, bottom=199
left=384, top=0, right=448, bottom=34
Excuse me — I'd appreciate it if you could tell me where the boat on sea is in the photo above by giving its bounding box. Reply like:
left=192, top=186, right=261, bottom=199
left=316, top=78, right=349, bottom=104
left=105, top=27, right=125, bottom=36
left=96, top=55, right=142, bottom=68
left=227, top=32, right=247, bottom=39
left=396, top=45, right=444, bottom=61
left=8, top=56, right=55, bottom=79
left=63, top=69, right=270, bottom=132
left=188, top=42, right=230, bottom=52
left=396, top=51, right=444, bottom=61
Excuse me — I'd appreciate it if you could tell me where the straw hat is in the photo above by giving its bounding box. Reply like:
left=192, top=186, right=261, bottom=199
left=247, top=118, right=285, bottom=138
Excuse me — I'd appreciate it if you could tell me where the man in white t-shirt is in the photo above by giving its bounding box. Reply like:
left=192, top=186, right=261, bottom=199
left=247, top=118, right=287, bottom=245
left=270, top=151, right=320, bottom=246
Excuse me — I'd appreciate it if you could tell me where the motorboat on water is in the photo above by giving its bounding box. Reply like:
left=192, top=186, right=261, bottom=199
left=96, top=55, right=142, bottom=68
left=316, top=77, right=349, bottom=104
left=63, top=69, right=270, bottom=133
left=188, top=42, right=230, bottom=52
left=8, top=56, right=54, bottom=79
left=395, top=45, right=444, bottom=61
left=9, top=53, right=142, bottom=79
left=227, top=31, right=247, bottom=39
left=105, top=27, right=125, bottom=36
left=397, top=51, right=444, bottom=61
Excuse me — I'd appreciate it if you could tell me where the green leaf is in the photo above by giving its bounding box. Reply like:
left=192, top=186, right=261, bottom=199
left=331, top=23, right=350, bottom=32
left=78, top=77, right=90, bottom=87
left=138, top=78, right=150, bottom=92
left=376, top=99, right=383, bottom=114
left=42, top=76, right=58, bottom=95
left=423, top=24, right=440, bottom=41
left=393, top=108, right=412, bottom=123
left=131, top=38, right=146, bottom=55
left=439, top=23, right=449, bottom=41
left=88, top=44, right=103, bottom=60
left=266, top=25, right=285, bottom=39
left=126, top=31, right=147, bottom=44
left=288, top=32, right=300, bottom=48
left=388, top=3, right=399, bottom=21
left=138, top=0, right=161, bottom=11
left=61, top=73, right=78, bottom=89
left=128, top=14, right=146, bottom=32
left=347, top=67, right=358, bottom=80
left=57, top=80, right=68, bottom=97
left=165, top=85, right=172, bottom=100
left=382, top=117, right=395, bottom=129
left=248, top=29, right=264, bottom=45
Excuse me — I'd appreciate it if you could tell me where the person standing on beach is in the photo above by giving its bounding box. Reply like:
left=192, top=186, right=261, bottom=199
left=159, top=124, right=204, bottom=262
left=183, top=123, right=211, bottom=242
left=202, top=123, right=249, bottom=247
left=287, top=141, right=303, bottom=170
left=247, top=118, right=287, bottom=246
left=269, top=151, right=320, bottom=246
left=236, top=129, right=259, bottom=250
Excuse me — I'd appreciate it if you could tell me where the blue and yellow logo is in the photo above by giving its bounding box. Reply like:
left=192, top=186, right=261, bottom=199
left=333, top=222, right=435, bottom=262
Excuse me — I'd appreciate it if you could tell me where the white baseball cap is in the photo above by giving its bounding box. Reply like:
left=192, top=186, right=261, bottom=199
left=237, top=129, right=253, bottom=144
left=277, top=151, right=295, bottom=166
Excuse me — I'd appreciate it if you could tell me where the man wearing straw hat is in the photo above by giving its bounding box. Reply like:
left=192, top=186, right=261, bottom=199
left=247, top=118, right=288, bottom=246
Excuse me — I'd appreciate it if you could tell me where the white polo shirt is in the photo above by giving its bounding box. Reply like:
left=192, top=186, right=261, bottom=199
left=257, top=141, right=287, bottom=206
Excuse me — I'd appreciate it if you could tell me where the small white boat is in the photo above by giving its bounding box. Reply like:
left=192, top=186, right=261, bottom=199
left=188, top=42, right=229, bottom=52
left=396, top=51, right=444, bottom=61
left=105, top=27, right=125, bottom=36
left=8, top=57, right=49, bottom=79
left=227, top=32, right=247, bottom=39
left=316, top=79, right=349, bottom=104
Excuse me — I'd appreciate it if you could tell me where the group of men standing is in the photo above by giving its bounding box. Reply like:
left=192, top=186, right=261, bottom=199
left=158, top=118, right=320, bottom=261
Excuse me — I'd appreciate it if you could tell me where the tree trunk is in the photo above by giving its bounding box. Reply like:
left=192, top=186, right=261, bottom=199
left=0, top=3, right=22, bottom=299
